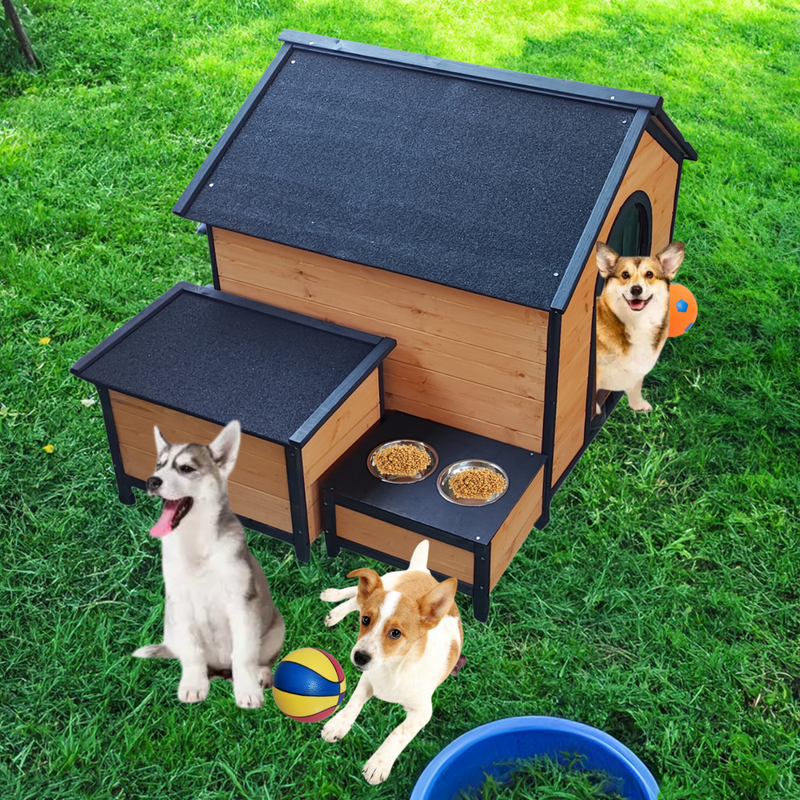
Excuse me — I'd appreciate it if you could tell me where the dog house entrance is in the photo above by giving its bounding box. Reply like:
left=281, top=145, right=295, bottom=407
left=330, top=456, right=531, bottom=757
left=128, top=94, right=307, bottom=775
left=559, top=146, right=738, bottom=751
left=593, top=191, right=654, bottom=415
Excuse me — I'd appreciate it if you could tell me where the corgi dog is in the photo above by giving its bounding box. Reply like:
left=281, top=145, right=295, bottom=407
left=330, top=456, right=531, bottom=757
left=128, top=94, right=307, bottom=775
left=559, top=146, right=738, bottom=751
left=133, top=420, right=285, bottom=708
left=320, top=541, right=464, bottom=785
left=595, top=240, right=685, bottom=412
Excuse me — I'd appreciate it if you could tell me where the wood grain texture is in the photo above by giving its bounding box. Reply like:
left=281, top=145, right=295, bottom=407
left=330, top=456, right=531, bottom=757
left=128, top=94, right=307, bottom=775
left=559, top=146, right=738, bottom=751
left=214, top=229, right=548, bottom=450
left=489, top=470, right=544, bottom=590
left=302, top=371, right=381, bottom=542
left=551, top=131, right=680, bottom=484
left=335, top=506, right=475, bottom=584
left=110, top=392, right=293, bottom=531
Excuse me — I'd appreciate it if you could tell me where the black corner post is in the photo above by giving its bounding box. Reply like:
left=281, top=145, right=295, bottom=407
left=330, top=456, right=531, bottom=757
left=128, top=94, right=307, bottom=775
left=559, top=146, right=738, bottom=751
left=96, top=386, right=135, bottom=506
left=285, top=445, right=311, bottom=563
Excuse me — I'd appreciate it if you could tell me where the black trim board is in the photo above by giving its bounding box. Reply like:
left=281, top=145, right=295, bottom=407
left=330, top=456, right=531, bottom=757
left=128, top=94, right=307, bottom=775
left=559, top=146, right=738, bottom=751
left=286, top=445, right=311, bottom=562
left=173, top=43, right=295, bottom=218
left=98, top=386, right=135, bottom=506
left=551, top=108, right=650, bottom=313
left=670, top=160, right=684, bottom=243
left=540, top=310, right=562, bottom=503
left=278, top=31, right=662, bottom=112
left=207, top=225, right=220, bottom=291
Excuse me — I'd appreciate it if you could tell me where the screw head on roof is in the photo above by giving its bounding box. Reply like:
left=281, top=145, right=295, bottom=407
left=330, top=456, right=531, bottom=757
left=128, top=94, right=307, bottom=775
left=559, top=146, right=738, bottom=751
left=610, top=95, right=615, bottom=100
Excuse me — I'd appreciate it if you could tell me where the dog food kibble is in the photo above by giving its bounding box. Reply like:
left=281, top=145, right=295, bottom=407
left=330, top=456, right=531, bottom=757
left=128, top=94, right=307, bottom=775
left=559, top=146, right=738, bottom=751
left=372, top=444, right=431, bottom=476
left=449, top=468, right=507, bottom=499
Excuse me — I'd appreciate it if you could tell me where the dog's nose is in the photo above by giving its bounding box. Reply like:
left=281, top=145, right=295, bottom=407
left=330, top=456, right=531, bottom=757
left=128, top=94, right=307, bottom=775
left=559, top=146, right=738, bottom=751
left=353, top=650, right=371, bottom=668
left=146, top=476, right=163, bottom=492
left=630, top=284, right=643, bottom=297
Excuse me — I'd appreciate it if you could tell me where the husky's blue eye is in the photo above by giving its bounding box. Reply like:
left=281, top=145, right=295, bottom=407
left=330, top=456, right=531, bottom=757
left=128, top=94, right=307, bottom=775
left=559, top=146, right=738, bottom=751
left=179, top=465, right=195, bottom=474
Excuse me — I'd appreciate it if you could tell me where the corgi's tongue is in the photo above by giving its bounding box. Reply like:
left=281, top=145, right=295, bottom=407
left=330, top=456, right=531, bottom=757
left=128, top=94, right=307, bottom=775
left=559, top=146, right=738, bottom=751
left=150, top=498, right=192, bottom=537
left=628, top=298, right=647, bottom=311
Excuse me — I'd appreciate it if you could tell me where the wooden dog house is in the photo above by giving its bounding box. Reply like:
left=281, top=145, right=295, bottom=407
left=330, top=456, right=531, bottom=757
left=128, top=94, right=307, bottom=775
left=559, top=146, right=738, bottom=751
left=73, top=31, right=695, bottom=620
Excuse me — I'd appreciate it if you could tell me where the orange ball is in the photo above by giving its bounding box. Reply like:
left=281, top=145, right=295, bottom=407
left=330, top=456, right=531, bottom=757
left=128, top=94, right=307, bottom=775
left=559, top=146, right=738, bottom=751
left=668, top=283, right=697, bottom=337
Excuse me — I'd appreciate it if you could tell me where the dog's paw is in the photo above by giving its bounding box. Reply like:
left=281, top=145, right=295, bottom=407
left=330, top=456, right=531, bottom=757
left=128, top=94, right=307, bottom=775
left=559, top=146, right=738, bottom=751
left=363, top=752, right=395, bottom=785
left=178, top=680, right=209, bottom=703
left=321, top=712, right=353, bottom=743
left=234, top=683, right=264, bottom=709
left=320, top=588, right=342, bottom=603
left=324, top=608, right=347, bottom=627
left=595, top=402, right=602, bottom=416
left=629, top=399, right=653, bottom=413
left=258, top=666, right=274, bottom=688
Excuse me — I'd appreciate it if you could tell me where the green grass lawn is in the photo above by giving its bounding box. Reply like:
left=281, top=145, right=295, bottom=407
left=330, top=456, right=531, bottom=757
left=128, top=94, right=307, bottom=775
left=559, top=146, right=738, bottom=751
left=2, top=1, right=799, bottom=798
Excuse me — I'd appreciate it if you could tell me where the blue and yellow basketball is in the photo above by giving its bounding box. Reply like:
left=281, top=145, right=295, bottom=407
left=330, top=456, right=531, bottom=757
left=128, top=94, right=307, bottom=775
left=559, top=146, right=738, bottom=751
left=271, top=648, right=347, bottom=722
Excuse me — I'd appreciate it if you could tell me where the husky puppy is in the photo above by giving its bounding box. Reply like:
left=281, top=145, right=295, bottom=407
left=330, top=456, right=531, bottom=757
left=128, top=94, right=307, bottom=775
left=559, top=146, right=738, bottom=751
left=595, top=240, right=685, bottom=413
left=133, top=420, right=285, bottom=708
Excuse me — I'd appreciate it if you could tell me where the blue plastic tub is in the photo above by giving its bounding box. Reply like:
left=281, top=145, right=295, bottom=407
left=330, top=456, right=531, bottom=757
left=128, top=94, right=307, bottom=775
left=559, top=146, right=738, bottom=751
left=410, top=716, right=659, bottom=800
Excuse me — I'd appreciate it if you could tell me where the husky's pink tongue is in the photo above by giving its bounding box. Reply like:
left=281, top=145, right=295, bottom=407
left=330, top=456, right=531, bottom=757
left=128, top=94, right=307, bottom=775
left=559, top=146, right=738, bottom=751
left=150, top=500, right=180, bottom=538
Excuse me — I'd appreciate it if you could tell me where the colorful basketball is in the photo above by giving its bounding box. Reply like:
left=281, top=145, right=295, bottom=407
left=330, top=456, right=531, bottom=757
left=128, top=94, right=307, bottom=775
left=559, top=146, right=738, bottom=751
left=668, top=283, right=697, bottom=337
left=271, top=648, right=347, bottom=722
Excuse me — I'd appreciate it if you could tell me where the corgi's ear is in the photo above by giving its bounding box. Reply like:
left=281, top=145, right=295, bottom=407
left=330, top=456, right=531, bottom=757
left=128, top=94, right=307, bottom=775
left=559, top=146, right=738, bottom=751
left=596, top=242, right=619, bottom=278
left=209, top=420, right=241, bottom=478
left=347, top=568, right=383, bottom=605
left=154, top=426, right=170, bottom=456
left=656, top=241, right=685, bottom=279
left=418, top=578, right=457, bottom=630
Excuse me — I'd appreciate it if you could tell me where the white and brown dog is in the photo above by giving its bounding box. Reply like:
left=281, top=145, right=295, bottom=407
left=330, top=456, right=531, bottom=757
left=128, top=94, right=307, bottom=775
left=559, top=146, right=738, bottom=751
left=320, top=541, right=464, bottom=785
left=596, top=240, right=685, bottom=413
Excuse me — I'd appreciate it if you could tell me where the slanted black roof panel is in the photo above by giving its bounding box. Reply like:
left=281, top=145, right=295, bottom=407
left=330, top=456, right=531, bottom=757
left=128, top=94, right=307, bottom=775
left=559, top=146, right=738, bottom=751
left=179, top=48, right=635, bottom=310
left=73, top=286, right=380, bottom=445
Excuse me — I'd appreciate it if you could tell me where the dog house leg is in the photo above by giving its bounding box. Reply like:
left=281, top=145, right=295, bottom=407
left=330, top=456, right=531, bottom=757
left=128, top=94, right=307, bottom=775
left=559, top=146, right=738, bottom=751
left=97, top=387, right=135, bottom=506
left=322, top=486, right=340, bottom=557
left=472, top=543, right=491, bottom=622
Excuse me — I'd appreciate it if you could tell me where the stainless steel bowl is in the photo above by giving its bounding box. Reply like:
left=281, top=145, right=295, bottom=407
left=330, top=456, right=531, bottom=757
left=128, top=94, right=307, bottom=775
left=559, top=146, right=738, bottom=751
left=437, top=459, right=509, bottom=506
left=367, top=440, right=439, bottom=484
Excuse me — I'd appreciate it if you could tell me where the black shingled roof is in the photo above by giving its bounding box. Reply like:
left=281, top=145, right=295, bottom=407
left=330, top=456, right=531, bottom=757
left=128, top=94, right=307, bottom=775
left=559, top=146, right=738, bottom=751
left=174, top=31, right=696, bottom=313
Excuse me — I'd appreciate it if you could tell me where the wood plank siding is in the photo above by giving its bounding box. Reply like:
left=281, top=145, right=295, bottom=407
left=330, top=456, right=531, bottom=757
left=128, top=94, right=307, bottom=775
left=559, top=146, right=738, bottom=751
left=109, top=391, right=294, bottom=532
left=212, top=229, right=549, bottom=453
left=302, top=370, right=381, bottom=542
left=551, top=131, right=680, bottom=484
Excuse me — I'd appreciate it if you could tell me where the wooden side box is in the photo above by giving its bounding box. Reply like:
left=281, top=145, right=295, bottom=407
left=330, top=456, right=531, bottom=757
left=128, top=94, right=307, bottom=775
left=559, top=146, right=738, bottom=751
left=323, top=411, right=547, bottom=621
left=71, top=282, right=394, bottom=560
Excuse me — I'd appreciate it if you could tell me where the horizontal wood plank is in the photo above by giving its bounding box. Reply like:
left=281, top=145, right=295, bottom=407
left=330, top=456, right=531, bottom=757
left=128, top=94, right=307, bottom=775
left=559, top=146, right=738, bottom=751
left=118, top=442, right=292, bottom=531
left=110, top=392, right=293, bottom=531
left=215, top=229, right=549, bottom=454
left=336, top=506, right=475, bottom=584
left=490, top=469, right=544, bottom=590
left=383, top=392, right=542, bottom=452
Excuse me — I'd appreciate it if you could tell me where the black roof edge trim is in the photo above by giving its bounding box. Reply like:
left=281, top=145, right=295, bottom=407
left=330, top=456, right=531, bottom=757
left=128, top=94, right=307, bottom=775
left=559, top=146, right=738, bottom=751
left=278, top=30, right=663, bottom=111
left=289, top=337, right=396, bottom=447
left=71, top=282, right=193, bottom=377
left=646, top=118, right=685, bottom=165
left=653, top=109, right=697, bottom=161
left=551, top=108, right=650, bottom=313
left=173, top=42, right=295, bottom=219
